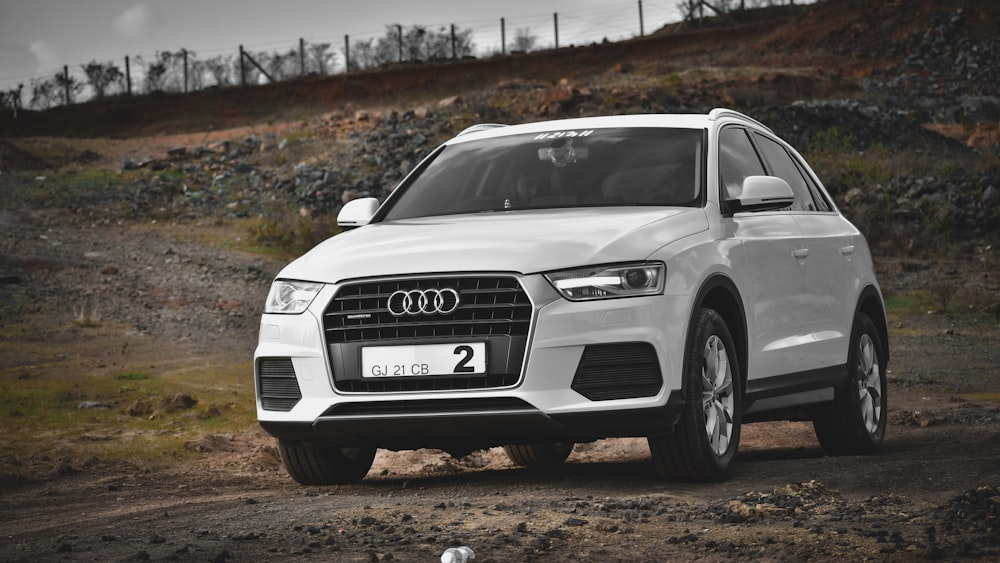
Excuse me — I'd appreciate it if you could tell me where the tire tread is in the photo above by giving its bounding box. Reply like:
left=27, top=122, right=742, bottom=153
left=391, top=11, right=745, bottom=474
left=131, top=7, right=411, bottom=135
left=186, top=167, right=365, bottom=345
left=649, top=308, right=741, bottom=482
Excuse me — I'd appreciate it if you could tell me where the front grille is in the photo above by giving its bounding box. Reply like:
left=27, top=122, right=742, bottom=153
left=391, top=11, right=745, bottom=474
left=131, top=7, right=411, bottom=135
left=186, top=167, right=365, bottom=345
left=256, top=357, right=301, bottom=411
left=323, top=276, right=531, bottom=344
left=323, top=275, right=532, bottom=393
left=572, top=343, right=663, bottom=401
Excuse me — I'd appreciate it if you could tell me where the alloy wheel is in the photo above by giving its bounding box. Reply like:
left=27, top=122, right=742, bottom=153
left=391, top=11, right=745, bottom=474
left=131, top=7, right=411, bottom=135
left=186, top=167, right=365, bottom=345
left=701, top=335, right=735, bottom=456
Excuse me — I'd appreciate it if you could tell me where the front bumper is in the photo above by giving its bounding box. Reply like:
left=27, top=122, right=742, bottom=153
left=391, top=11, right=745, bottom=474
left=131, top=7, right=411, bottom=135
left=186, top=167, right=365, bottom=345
left=259, top=395, right=685, bottom=450
left=254, top=273, right=694, bottom=449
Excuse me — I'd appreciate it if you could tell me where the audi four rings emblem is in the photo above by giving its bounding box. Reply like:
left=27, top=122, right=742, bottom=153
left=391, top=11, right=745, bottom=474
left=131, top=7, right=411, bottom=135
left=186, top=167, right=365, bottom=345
left=387, top=288, right=460, bottom=317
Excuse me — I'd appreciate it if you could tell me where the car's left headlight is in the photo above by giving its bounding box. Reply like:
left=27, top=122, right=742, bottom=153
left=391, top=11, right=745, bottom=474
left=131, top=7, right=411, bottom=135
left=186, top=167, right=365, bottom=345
left=545, top=262, right=665, bottom=301
left=264, top=279, right=324, bottom=314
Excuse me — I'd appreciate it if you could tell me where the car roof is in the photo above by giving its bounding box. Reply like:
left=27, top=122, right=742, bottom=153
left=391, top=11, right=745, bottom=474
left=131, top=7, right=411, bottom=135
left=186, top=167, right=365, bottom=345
left=451, top=109, right=771, bottom=143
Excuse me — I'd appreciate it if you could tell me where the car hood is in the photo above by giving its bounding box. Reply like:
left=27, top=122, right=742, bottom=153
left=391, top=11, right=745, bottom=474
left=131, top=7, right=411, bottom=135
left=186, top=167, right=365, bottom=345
left=277, top=207, right=708, bottom=282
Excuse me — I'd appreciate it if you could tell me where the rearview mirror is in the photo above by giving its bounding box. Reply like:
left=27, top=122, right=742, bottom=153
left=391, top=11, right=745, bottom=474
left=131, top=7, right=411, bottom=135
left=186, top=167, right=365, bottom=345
left=337, top=197, right=379, bottom=229
left=735, top=176, right=794, bottom=213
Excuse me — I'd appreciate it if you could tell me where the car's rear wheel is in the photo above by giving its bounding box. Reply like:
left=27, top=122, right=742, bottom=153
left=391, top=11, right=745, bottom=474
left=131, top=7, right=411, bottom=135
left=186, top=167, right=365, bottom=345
left=813, top=311, right=887, bottom=455
left=649, top=308, right=741, bottom=482
left=503, top=443, right=574, bottom=466
left=278, top=441, right=376, bottom=485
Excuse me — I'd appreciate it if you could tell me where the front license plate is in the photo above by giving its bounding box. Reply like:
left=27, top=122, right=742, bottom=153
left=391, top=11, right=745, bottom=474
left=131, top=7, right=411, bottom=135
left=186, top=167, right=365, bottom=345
left=361, top=343, right=487, bottom=378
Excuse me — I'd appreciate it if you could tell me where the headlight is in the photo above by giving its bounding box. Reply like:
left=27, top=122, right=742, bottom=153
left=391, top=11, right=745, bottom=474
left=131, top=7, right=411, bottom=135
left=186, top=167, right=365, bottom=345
left=545, top=263, right=665, bottom=301
left=264, top=280, right=323, bottom=314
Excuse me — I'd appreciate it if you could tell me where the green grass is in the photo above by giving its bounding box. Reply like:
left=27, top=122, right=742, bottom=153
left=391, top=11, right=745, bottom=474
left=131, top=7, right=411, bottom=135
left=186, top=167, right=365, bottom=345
left=884, top=294, right=924, bottom=315
left=885, top=287, right=1000, bottom=331
left=962, top=393, right=1000, bottom=402
left=0, top=357, right=257, bottom=481
left=1, top=169, right=138, bottom=208
left=247, top=212, right=342, bottom=256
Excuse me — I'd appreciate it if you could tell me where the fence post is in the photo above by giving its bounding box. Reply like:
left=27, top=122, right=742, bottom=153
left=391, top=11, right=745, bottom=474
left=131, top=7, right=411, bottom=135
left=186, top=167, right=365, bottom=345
left=63, top=65, right=71, bottom=105
left=451, top=24, right=457, bottom=59
left=639, top=0, right=645, bottom=36
left=501, top=18, right=506, bottom=56
left=396, top=24, right=403, bottom=63
left=125, top=55, right=132, bottom=95
left=239, top=45, right=246, bottom=86
left=300, top=38, right=306, bottom=76
left=183, top=49, right=189, bottom=93
left=344, top=35, right=350, bottom=72
left=553, top=13, right=559, bottom=49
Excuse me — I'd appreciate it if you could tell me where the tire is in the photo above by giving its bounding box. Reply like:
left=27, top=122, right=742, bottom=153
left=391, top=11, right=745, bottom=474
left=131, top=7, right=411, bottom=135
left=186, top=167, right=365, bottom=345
left=648, top=308, right=742, bottom=482
left=813, top=312, right=887, bottom=455
left=503, top=443, right=574, bottom=466
left=278, top=441, right=376, bottom=485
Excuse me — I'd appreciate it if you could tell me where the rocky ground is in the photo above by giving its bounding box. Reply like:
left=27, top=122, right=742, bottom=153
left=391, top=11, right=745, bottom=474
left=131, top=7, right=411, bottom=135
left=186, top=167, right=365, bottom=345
left=0, top=151, right=998, bottom=562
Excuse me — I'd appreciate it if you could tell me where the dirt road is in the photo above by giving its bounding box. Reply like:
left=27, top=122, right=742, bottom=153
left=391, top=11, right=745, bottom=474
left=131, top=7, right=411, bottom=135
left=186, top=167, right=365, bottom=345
left=1, top=212, right=998, bottom=562
left=1, top=408, right=998, bottom=562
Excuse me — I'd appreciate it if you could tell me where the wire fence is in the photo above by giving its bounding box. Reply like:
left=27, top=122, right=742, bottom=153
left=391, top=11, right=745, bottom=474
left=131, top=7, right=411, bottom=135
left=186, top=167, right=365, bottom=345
left=0, top=1, right=810, bottom=111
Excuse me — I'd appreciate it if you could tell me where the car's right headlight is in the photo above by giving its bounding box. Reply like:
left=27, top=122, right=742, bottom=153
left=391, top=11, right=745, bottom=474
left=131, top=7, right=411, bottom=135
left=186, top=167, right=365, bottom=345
left=264, top=280, right=323, bottom=314
left=545, top=262, right=665, bottom=301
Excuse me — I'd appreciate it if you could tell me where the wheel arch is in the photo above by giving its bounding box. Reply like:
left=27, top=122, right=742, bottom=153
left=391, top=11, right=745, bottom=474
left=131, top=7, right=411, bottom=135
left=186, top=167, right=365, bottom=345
left=855, top=285, right=890, bottom=365
left=688, top=274, right=748, bottom=392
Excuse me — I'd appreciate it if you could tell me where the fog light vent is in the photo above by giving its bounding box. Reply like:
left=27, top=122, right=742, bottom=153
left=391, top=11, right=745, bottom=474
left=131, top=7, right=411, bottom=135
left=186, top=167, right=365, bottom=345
left=257, top=357, right=301, bottom=412
left=572, top=343, right=662, bottom=401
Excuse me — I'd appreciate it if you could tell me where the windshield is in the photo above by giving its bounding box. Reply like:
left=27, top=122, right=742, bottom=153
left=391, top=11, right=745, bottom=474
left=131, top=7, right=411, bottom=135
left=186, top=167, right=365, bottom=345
left=382, top=127, right=704, bottom=221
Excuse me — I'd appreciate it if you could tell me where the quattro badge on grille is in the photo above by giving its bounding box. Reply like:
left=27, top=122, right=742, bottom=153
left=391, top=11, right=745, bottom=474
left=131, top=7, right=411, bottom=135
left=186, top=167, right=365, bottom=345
left=387, top=288, right=460, bottom=317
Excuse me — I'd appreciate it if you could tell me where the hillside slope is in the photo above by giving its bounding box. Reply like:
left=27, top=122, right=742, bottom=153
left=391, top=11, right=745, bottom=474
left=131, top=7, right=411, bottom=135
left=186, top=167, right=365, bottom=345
left=1, top=0, right=996, bottom=138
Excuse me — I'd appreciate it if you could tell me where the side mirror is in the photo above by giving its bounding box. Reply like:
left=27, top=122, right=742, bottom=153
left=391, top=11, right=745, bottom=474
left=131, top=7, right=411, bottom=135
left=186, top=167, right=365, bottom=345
left=337, top=197, right=379, bottom=229
left=735, top=176, right=794, bottom=213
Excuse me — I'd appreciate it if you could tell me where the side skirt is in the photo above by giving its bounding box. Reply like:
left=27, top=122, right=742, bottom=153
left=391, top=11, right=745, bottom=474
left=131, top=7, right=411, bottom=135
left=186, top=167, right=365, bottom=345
left=742, top=364, right=847, bottom=422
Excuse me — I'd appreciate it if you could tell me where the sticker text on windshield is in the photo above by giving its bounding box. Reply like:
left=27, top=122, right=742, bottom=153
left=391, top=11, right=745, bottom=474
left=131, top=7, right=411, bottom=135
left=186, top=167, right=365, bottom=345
left=534, top=130, right=594, bottom=141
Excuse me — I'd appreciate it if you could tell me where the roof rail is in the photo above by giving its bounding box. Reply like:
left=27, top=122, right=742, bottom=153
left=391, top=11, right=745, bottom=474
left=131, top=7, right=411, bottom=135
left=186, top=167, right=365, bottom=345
left=457, top=123, right=508, bottom=136
left=708, top=108, right=773, bottom=133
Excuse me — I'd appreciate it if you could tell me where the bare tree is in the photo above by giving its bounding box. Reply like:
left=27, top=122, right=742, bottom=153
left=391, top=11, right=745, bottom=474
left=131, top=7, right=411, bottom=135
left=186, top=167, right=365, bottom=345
left=350, top=24, right=474, bottom=69
left=374, top=25, right=403, bottom=64
left=81, top=61, right=124, bottom=99
left=262, top=48, right=299, bottom=81
left=204, top=54, right=236, bottom=86
left=306, top=42, right=335, bottom=75
left=29, top=77, right=58, bottom=109
left=137, top=55, right=166, bottom=93
left=510, top=28, right=538, bottom=53
left=53, top=71, right=83, bottom=105
left=188, top=59, right=208, bottom=90
left=403, top=26, right=454, bottom=60
left=1, top=83, right=24, bottom=116
left=137, top=50, right=192, bottom=93
left=347, top=38, right=375, bottom=70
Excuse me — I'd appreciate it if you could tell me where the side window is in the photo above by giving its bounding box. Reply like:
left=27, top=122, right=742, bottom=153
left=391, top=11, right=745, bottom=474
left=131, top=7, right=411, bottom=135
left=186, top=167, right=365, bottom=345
left=791, top=157, right=833, bottom=212
left=719, top=127, right=766, bottom=201
left=752, top=133, right=820, bottom=212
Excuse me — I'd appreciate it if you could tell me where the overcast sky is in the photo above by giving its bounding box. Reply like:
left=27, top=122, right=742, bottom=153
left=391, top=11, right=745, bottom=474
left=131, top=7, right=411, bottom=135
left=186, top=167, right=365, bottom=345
left=0, top=0, right=684, bottom=90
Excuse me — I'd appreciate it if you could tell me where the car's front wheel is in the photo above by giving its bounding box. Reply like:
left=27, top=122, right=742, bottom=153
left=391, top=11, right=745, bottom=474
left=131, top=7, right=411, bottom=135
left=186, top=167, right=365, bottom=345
left=649, top=308, right=741, bottom=482
left=278, top=441, right=376, bottom=485
left=503, top=443, right=574, bottom=466
left=813, top=311, right=887, bottom=455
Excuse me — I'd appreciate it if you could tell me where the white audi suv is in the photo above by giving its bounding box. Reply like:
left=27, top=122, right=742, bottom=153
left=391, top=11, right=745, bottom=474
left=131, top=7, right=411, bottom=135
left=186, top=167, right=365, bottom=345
left=254, top=109, right=889, bottom=484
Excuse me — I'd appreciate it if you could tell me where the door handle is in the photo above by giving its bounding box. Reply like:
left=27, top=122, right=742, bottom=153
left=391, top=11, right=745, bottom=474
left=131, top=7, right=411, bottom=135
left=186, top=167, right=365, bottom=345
left=792, top=249, right=810, bottom=260
left=839, top=245, right=856, bottom=256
